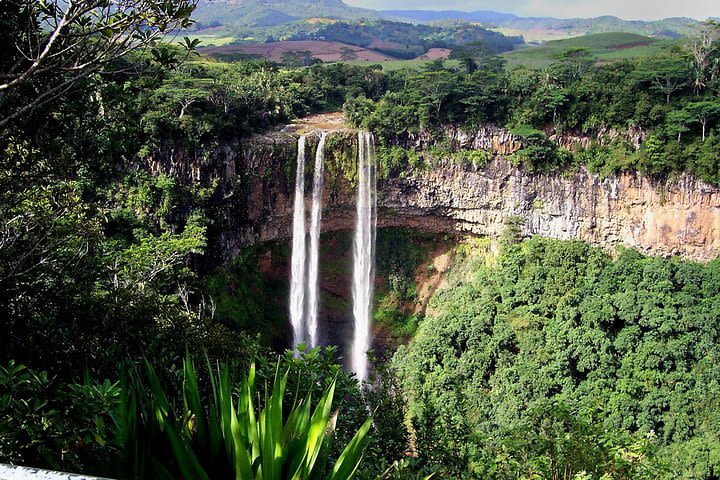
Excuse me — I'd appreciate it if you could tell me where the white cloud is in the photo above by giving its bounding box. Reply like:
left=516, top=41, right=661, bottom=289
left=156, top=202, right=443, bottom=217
left=345, top=0, right=720, bottom=21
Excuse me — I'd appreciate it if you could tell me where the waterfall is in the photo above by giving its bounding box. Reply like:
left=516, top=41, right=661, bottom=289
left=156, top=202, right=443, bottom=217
left=351, top=131, right=377, bottom=383
left=289, top=135, right=307, bottom=350
left=307, top=132, right=326, bottom=348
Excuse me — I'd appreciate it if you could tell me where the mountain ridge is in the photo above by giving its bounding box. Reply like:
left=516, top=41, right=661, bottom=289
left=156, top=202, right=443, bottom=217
left=193, top=0, right=377, bottom=27
left=192, top=1, right=701, bottom=41
left=379, top=10, right=698, bottom=39
left=380, top=9, right=519, bottom=23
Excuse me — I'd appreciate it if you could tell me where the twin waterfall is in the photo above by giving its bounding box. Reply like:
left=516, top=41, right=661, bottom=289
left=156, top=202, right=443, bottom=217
left=288, top=131, right=377, bottom=383
left=289, top=133, right=327, bottom=349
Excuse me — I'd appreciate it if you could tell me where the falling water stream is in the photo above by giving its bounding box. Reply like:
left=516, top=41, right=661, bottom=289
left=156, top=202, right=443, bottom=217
left=351, top=131, right=377, bottom=383
left=307, top=132, right=326, bottom=348
left=289, top=135, right=307, bottom=350
left=288, top=131, right=377, bottom=379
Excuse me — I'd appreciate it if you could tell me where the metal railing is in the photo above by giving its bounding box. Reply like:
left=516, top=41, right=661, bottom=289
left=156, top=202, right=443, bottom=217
left=0, top=464, right=110, bottom=480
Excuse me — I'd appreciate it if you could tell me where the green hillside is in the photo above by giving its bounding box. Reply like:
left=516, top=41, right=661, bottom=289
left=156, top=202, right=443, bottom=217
left=189, top=1, right=698, bottom=62
left=192, top=0, right=377, bottom=28
left=503, top=32, right=679, bottom=68
left=191, top=1, right=699, bottom=43
left=194, top=19, right=523, bottom=61
left=380, top=10, right=698, bottom=41
left=497, top=15, right=696, bottom=39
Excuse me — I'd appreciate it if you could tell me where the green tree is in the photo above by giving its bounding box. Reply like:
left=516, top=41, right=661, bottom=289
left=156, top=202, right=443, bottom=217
left=665, top=109, right=695, bottom=141
left=0, top=0, right=197, bottom=126
left=0, top=360, right=120, bottom=472
left=639, top=134, right=672, bottom=173
left=686, top=100, right=720, bottom=140
left=687, top=134, right=720, bottom=183
left=152, top=74, right=215, bottom=119
left=408, top=70, right=457, bottom=126
left=636, top=56, right=690, bottom=104
left=394, top=238, right=720, bottom=478
left=554, top=47, right=595, bottom=81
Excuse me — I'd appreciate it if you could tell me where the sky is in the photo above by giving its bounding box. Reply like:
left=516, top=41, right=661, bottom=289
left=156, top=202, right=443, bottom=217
left=343, top=0, right=720, bottom=21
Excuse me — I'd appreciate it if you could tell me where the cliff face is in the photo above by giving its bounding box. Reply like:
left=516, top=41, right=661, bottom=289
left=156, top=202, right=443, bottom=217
left=148, top=126, right=720, bottom=262
left=383, top=157, right=720, bottom=261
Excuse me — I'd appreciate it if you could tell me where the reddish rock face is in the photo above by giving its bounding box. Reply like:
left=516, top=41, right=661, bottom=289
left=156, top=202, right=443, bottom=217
left=148, top=128, right=720, bottom=263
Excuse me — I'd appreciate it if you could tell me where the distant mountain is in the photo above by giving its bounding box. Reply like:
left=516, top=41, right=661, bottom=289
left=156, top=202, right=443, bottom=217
left=379, top=10, right=698, bottom=40
left=192, top=0, right=377, bottom=28
left=189, top=1, right=527, bottom=54
left=507, top=15, right=697, bottom=37
left=190, top=1, right=700, bottom=44
left=381, top=9, right=518, bottom=24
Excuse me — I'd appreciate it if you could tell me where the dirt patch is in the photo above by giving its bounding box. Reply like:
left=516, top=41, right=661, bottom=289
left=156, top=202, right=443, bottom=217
left=282, top=112, right=352, bottom=134
left=413, top=244, right=455, bottom=317
left=609, top=41, right=651, bottom=50
left=305, top=18, right=340, bottom=24
left=415, top=48, right=451, bottom=61
left=200, top=41, right=397, bottom=62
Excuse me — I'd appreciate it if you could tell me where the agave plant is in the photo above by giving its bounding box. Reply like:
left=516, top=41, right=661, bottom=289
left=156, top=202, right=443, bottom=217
left=117, top=352, right=372, bottom=479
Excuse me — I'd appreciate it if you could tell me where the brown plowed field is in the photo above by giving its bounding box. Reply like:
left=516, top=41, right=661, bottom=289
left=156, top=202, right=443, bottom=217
left=416, top=47, right=451, bottom=60
left=200, top=40, right=397, bottom=62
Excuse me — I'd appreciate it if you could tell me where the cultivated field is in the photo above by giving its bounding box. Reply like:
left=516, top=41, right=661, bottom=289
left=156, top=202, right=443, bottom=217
left=502, top=32, right=679, bottom=68
left=416, top=48, right=452, bottom=60
left=200, top=40, right=397, bottom=62
left=182, top=27, right=237, bottom=47
left=491, top=27, right=576, bottom=42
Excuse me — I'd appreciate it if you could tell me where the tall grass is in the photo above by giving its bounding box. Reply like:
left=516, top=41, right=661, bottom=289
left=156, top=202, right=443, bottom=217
left=117, top=352, right=372, bottom=479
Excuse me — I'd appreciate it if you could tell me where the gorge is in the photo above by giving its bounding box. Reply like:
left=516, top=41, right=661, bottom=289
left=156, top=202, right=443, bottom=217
left=145, top=117, right=720, bottom=373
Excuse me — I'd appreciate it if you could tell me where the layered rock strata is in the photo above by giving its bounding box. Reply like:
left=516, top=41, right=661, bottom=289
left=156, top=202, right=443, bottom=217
left=148, top=125, right=720, bottom=262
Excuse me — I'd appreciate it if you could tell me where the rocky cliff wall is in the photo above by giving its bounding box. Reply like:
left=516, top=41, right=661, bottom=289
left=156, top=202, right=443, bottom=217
left=148, top=126, right=720, bottom=262
left=383, top=157, right=720, bottom=261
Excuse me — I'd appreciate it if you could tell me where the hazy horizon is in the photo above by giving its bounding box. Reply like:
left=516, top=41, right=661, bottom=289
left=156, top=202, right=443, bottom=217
left=344, top=0, right=720, bottom=21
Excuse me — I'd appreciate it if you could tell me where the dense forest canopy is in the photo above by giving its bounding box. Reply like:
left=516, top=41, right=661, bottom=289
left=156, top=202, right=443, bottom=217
left=394, top=237, right=720, bottom=478
left=1, top=1, right=720, bottom=478
left=344, top=26, right=720, bottom=182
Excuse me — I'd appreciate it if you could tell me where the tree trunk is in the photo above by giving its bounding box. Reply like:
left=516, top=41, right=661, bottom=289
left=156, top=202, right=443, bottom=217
left=179, top=99, right=195, bottom=119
